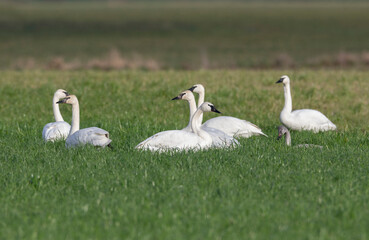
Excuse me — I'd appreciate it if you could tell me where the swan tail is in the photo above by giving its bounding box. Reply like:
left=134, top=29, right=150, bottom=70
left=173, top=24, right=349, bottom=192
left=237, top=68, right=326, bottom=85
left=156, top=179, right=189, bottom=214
left=234, top=127, right=268, bottom=138
left=259, top=132, right=268, bottom=137
left=316, top=122, right=337, bottom=132
left=240, top=121, right=268, bottom=137
left=329, top=122, right=337, bottom=130
left=243, top=121, right=262, bottom=130
left=235, top=131, right=268, bottom=138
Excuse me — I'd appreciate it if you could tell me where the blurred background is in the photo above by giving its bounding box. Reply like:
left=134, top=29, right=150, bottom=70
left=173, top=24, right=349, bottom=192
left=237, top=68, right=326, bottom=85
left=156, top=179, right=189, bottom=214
left=0, top=0, right=368, bottom=70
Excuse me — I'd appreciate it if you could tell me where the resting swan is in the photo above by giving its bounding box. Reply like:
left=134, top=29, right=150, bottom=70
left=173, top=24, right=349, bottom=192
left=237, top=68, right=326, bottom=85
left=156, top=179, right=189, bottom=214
left=276, top=75, right=337, bottom=132
left=57, top=95, right=112, bottom=148
left=172, top=90, right=239, bottom=148
left=42, top=89, right=71, bottom=142
left=188, top=84, right=267, bottom=138
left=136, top=102, right=221, bottom=152
left=277, top=125, right=323, bottom=149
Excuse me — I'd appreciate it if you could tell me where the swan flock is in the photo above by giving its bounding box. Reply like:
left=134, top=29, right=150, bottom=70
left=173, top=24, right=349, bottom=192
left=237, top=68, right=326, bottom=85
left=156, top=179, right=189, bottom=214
left=43, top=75, right=336, bottom=151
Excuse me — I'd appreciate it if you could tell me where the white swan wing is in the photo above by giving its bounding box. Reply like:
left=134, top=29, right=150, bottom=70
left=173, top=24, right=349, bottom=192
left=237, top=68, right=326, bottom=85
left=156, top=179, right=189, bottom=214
left=203, top=116, right=267, bottom=138
left=136, top=130, right=206, bottom=151
left=66, top=127, right=112, bottom=148
left=201, top=125, right=239, bottom=148
left=290, top=109, right=336, bottom=132
left=42, top=121, right=71, bottom=142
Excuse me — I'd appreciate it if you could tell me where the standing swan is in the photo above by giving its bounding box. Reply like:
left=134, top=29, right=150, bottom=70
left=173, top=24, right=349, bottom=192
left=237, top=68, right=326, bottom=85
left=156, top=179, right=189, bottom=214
left=57, top=95, right=112, bottom=148
left=188, top=84, right=267, bottom=138
left=136, top=102, right=221, bottom=152
left=42, top=89, right=71, bottom=142
left=172, top=90, right=239, bottom=148
left=277, top=125, right=323, bottom=149
left=276, top=75, right=336, bottom=132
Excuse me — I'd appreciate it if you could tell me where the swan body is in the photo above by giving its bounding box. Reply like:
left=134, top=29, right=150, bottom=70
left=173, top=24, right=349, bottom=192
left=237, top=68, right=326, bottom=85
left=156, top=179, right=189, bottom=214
left=278, top=125, right=323, bottom=149
left=188, top=84, right=267, bottom=138
left=42, top=89, right=71, bottom=142
left=203, top=116, right=267, bottom=138
left=136, top=102, right=221, bottom=152
left=276, top=75, right=336, bottom=133
left=201, top=125, right=239, bottom=147
left=42, top=121, right=71, bottom=142
left=65, top=127, right=111, bottom=148
left=57, top=95, right=112, bottom=148
left=136, top=130, right=210, bottom=152
left=172, top=90, right=239, bottom=148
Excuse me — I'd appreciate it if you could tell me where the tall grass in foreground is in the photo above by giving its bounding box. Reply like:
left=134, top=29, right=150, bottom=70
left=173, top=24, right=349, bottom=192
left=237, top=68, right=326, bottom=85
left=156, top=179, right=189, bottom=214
left=0, top=70, right=369, bottom=239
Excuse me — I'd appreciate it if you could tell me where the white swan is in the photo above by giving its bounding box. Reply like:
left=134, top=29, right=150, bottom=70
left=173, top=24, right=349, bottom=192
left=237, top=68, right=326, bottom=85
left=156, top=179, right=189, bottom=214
left=172, top=90, right=239, bottom=148
left=42, top=89, right=71, bottom=142
left=57, top=95, right=112, bottom=148
left=188, top=84, right=267, bottom=138
left=278, top=125, right=323, bottom=149
left=136, top=102, right=221, bottom=152
left=276, top=75, right=337, bottom=132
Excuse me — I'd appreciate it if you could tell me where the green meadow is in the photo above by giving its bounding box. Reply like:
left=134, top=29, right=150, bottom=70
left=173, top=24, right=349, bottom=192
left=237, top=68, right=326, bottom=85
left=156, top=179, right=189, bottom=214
left=1, top=1, right=369, bottom=239
left=1, top=70, right=369, bottom=239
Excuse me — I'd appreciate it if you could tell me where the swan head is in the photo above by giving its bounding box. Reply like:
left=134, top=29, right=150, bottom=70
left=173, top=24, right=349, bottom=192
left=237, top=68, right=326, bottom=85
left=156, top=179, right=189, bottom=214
left=200, top=102, right=221, bottom=114
left=277, top=125, right=289, bottom=139
left=188, top=84, right=205, bottom=94
left=56, top=95, right=78, bottom=105
left=54, top=89, right=70, bottom=100
left=276, top=75, right=290, bottom=85
left=171, top=90, right=195, bottom=101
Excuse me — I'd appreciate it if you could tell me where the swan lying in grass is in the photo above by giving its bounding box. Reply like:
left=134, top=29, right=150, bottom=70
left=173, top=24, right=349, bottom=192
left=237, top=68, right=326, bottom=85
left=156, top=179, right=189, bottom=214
left=276, top=75, right=336, bottom=132
left=188, top=84, right=267, bottom=138
left=57, top=95, right=112, bottom=148
left=172, top=90, right=239, bottom=148
left=136, top=102, right=222, bottom=152
left=277, top=125, right=323, bottom=149
left=42, top=89, right=71, bottom=142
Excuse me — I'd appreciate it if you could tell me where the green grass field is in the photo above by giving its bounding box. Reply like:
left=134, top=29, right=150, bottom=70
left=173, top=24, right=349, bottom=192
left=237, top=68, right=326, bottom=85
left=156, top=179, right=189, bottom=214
left=1, top=2, right=369, bottom=70
left=1, top=70, right=369, bottom=239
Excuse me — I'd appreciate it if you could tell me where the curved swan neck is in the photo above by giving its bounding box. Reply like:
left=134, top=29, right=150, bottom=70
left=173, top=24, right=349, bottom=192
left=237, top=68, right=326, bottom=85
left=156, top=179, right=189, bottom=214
left=197, top=89, right=205, bottom=123
left=197, top=90, right=205, bottom=107
left=69, top=100, right=80, bottom=135
left=283, top=83, right=293, bottom=113
left=191, top=108, right=211, bottom=142
left=285, top=130, right=291, bottom=146
left=53, top=95, right=64, bottom=122
left=186, top=97, right=198, bottom=130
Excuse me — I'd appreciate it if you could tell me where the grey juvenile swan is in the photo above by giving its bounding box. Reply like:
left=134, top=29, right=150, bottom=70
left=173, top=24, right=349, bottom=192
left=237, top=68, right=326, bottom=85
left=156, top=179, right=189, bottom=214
left=277, top=125, right=323, bottom=149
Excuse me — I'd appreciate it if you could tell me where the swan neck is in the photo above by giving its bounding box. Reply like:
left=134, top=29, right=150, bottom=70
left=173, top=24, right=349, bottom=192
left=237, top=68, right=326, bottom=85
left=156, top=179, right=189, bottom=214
left=283, top=83, right=292, bottom=113
left=198, top=90, right=205, bottom=107
left=191, top=108, right=211, bottom=142
left=197, top=90, right=205, bottom=123
left=69, top=100, right=80, bottom=135
left=185, top=98, right=197, bottom=130
left=53, top=95, right=64, bottom=122
left=285, top=130, right=291, bottom=146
